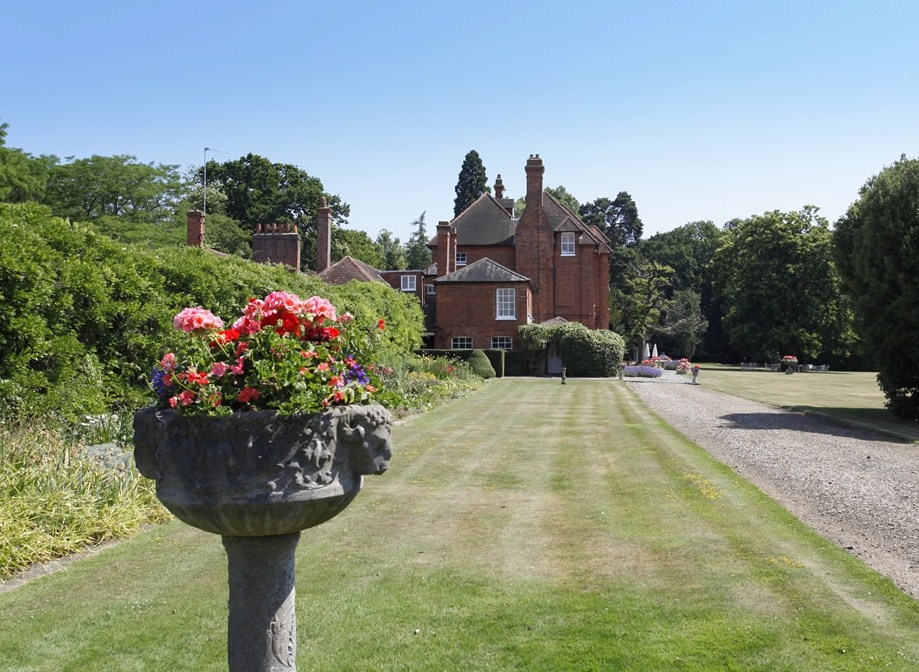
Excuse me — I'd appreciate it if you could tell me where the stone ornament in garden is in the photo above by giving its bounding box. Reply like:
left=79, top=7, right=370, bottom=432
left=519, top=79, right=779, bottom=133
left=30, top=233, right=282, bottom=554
left=133, top=291, right=393, bottom=672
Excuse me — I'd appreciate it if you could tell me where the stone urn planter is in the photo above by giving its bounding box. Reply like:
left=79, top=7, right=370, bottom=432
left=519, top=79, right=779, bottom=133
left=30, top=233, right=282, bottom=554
left=133, top=403, right=393, bottom=672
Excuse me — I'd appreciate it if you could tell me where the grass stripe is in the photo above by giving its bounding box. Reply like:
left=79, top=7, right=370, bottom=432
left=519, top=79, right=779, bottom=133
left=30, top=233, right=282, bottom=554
left=1, top=378, right=918, bottom=671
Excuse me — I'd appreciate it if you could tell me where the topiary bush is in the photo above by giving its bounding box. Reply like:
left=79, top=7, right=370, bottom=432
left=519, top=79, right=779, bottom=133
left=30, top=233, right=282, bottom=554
left=467, top=349, right=496, bottom=379
left=557, top=323, right=624, bottom=377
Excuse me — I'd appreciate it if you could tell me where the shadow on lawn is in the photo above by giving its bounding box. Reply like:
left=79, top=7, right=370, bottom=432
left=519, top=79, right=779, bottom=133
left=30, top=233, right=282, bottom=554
left=718, top=410, right=913, bottom=444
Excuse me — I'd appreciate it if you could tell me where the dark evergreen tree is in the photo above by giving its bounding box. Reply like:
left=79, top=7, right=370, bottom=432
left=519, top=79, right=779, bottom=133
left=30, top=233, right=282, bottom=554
left=404, top=211, right=432, bottom=270
left=579, top=191, right=643, bottom=248
left=835, top=155, right=919, bottom=417
left=453, top=150, right=487, bottom=217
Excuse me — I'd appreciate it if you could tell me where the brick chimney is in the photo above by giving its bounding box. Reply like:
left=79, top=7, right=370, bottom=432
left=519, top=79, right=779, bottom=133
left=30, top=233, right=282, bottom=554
left=186, top=209, right=206, bottom=247
left=494, top=174, right=505, bottom=199
left=316, top=197, right=331, bottom=272
left=525, top=154, right=544, bottom=208
left=252, top=222, right=301, bottom=271
left=435, top=221, right=455, bottom=278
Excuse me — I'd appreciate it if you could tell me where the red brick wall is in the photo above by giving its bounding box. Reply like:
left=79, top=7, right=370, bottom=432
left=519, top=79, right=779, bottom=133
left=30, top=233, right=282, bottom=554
left=252, top=224, right=301, bottom=270
left=379, top=270, right=426, bottom=307
left=457, top=244, right=515, bottom=270
left=433, top=281, right=530, bottom=350
left=543, top=233, right=611, bottom=329
left=186, top=210, right=205, bottom=247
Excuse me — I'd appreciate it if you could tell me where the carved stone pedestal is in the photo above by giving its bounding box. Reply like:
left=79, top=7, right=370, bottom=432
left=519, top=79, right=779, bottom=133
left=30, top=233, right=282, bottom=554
left=133, top=405, right=393, bottom=672
left=224, top=533, right=299, bottom=671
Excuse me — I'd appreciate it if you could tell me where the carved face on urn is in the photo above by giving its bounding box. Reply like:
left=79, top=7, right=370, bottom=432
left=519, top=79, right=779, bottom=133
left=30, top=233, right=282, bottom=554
left=338, top=406, right=393, bottom=475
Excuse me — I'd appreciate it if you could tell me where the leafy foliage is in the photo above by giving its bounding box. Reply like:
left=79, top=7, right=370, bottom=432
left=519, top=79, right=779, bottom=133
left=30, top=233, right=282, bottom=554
left=44, top=154, right=184, bottom=223
left=579, top=191, right=643, bottom=248
left=333, top=227, right=384, bottom=268
left=0, top=121, right=54, bottom=203
left=467, top=349, right=496, bottom=379
left=639, top=221, right=728, bottom=359
left=546, top=185, right=580, bottom=212
left=711, top=207, right=853, bottom=363
left=609, top=256, right=673, bottom=355
left=834, top=155, right=919, bottom=417
left=520, top=323, right=625, bottom=377
left=453, top=149, right=487, bottom=217
left=202, top=153, right=350, bottom=271
left=404, top=211, right=432, bottom=270
left=375, top=229, right=407, bottom=270
left=0, top=202, right=425, bottom=422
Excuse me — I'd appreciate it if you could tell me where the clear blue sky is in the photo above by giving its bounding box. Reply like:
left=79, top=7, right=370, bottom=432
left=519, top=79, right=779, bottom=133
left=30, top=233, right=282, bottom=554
left=4, top=1, right=918, bottom=242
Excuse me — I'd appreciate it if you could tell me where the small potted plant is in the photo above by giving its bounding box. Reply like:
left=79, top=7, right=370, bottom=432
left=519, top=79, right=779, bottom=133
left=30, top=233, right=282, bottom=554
left=676, top=358, right=691, bottom=375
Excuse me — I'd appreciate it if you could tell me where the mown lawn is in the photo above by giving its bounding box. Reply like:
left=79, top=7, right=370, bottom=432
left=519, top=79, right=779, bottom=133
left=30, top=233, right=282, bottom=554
left=1, top=378, right=918, bottom=671
left=698, top=366, right=919, bottom=441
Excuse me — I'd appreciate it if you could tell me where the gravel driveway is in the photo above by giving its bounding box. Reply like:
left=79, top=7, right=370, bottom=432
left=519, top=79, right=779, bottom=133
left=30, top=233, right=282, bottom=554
left=627, top=371, right=919, bottom=600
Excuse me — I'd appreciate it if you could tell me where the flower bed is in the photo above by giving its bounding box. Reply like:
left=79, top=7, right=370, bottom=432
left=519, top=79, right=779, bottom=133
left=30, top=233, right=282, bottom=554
left=622, top=365, right=663, bottom=378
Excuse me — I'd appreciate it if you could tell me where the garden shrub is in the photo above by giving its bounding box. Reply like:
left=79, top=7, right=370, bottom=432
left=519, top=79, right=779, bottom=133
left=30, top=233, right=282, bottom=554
left=0, top=202, right=427, bottom=421
left=520, top=322, right=624, bottom=377
left=467, top=349, right=496, bottom=379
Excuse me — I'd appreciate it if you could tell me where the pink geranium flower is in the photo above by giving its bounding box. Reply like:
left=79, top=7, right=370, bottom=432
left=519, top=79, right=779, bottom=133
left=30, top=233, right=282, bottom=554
left=173, top=307, right=224, bottom=333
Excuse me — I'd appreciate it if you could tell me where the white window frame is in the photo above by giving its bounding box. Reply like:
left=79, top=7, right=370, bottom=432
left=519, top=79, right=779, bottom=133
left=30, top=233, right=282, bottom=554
left=561, top=232, right=576, bottom=256
left=426, top=283, right=436, bottom=295
left=451, top=336, right=473, bottom=350
left=456, top=252, right=468, bottom=267
left=490, top=336, right=513, bottom=350
left=496, top=288, right=516, bottom=320
left=400, top=275, right=417, bottom=292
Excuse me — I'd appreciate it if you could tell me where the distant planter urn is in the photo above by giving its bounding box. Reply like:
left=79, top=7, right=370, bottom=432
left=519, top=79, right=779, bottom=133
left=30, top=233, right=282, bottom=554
left=133, top=404, right=393, bottom=672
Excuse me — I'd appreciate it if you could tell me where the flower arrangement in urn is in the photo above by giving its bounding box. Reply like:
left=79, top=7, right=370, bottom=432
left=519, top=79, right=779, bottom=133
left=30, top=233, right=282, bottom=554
left=150, top=291, right=386, bottom=415
left=676, top=358, right=692, bottom=374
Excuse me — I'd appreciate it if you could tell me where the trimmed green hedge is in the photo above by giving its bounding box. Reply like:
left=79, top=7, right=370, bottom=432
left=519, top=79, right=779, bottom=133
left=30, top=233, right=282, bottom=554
left=519, top=322, right=625, bottom=378
left=0, top=202, right=425, bottom=421
left=418, top=349, right=505, bottom=378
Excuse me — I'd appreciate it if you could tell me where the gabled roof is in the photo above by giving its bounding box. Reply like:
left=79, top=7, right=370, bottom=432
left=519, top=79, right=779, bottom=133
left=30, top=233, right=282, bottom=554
left=539, top=316, right=569, bottom=327
left=435, top=257, right=530, bottom=283
left=318, top=256, right=387, bottom=286
left=542, top=192, right=613, bottom=253
left=429, top=193, right=517, bottom=247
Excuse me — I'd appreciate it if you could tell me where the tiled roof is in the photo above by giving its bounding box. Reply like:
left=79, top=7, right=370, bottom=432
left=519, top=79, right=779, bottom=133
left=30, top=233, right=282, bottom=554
left=539, top=316, right=569, bottom=327
left=543, top=192, right=613, bottom=253
left=318, top=256, right=387, bottom=286
left=435, top=257, right=530, bottom=283
left=435, top=193, right=517, bottom=246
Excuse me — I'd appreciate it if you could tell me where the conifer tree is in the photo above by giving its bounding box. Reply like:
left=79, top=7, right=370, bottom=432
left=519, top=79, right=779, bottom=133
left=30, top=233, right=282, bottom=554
left=453, top=150, right=487, bottom=217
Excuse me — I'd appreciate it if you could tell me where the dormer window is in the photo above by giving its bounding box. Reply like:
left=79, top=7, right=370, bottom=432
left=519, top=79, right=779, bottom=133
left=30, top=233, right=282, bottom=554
left=561, top=232, right=576, bottom=256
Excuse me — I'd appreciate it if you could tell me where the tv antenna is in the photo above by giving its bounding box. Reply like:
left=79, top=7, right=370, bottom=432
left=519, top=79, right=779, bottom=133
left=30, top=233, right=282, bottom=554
left=203, top=147, right=228, bottom=213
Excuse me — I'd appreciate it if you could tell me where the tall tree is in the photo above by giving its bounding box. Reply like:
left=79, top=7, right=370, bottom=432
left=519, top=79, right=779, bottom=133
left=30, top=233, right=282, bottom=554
left=376, top=229, right=406, bottom=270
left=651, top=288, right=709, bottom=359
left=834, top=155, right=919, bottom=417
left=610, top=256, right=673, bottom=358
left=579, top=191, right=643, bottom=248
left=546, top=185, right=580, bottom=213
left=0, top=121, right=54, bottom=203
left=712, top=207, right=853, bottom=364
left=203, top=153, right=349, bottom=271
left=453, top=150, right=487, bottom=217
left=639, top=221, right=727, bottom=359
left=404, top=211, right=432, bottom=270
left=333, top=228, right=384, bottom=269
left=43, top=155, right=183, bottom=223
